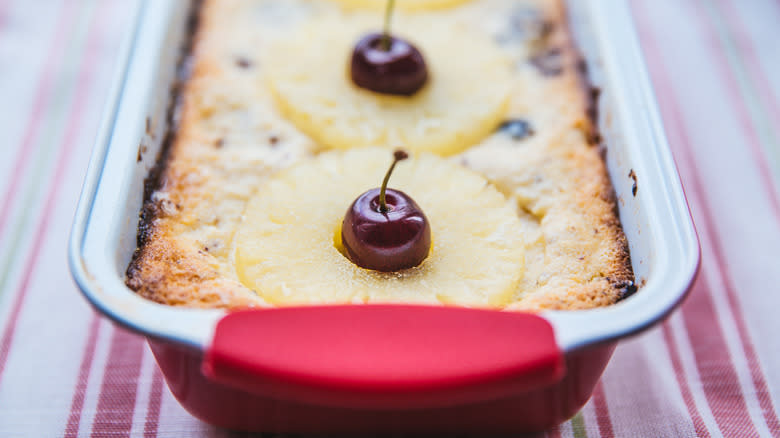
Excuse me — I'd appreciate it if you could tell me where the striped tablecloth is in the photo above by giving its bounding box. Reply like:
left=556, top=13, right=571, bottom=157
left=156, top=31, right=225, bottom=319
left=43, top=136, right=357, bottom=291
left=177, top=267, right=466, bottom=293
left=1, top=0, right=778, bottom=436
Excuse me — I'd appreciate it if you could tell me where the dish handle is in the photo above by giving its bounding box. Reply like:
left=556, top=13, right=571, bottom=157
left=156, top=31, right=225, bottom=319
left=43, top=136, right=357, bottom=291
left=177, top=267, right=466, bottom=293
left=202, top=305, right=564, bottom=409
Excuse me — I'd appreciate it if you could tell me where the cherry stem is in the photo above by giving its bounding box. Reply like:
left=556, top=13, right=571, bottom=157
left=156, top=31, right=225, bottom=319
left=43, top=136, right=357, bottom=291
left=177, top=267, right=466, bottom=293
left=381, top=0, right=395, bottom=51
left=379, top=149, right=409, bottom=212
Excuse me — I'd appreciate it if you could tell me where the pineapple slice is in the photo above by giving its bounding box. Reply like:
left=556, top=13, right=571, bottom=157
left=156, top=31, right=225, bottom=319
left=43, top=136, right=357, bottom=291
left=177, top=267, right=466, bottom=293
left=330, top=0, right=473, bottom=12
left=266, top=15, right=512, bottom=156
left=235, top=148, right=525, bottom=307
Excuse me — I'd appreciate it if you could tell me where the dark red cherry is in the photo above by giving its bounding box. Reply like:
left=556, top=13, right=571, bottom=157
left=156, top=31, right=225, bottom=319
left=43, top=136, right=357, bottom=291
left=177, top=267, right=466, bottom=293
left=341, top=150, right=431, bottom=272
left=350, top=33, right=428, bottom=96
left=342, top=188, right=431, bottom=272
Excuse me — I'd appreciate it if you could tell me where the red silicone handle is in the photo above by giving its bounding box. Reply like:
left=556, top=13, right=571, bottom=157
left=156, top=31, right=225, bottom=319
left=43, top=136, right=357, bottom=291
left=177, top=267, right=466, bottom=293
left=202, top=305, right=563, bottom=409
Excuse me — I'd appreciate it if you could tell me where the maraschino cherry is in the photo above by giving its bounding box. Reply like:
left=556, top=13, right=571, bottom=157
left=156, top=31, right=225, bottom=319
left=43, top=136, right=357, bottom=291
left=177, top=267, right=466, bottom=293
left=341, top=150, right=431, bottom=272
left=350, top=0, right=428, bottom=96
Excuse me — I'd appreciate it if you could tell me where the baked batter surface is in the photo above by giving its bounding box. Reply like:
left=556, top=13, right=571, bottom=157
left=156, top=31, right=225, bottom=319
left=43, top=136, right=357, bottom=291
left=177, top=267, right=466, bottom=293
left=126, top=0, right=634, bottom=310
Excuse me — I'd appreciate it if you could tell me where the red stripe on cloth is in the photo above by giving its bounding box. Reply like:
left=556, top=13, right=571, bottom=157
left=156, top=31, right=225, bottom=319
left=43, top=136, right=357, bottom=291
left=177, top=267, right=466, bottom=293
left=90, top=327, right=146, bottom=437
left=0, top=0, right=106, bottom=386
left=649, top=13, right=780, bottom=429
left=143, top=366, right=164, bottom=438
left=591, top=381, right=614, bottom=438
left=688, top=0, right=780, bottom=219
left=0, top=0, right=12, bottom=28
left=681, top=278, right=760, bottom=438
left=631, top=2, right=773, bottom=436
left=667, top=92, right=780, bottom=438
left=651, top=55, right=767, bottom=438
left=661, top=324, right=711, bottom=437
left=0, top=1, right=80, bottom=239
left=64, top=314, right=101, bottom=438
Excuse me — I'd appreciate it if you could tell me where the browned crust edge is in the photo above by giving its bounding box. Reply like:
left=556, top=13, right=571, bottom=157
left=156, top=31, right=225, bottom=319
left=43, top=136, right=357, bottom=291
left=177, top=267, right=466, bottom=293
left=563, top=0, right=636, bottom=304
left=125, top=0, right=203, bottom=304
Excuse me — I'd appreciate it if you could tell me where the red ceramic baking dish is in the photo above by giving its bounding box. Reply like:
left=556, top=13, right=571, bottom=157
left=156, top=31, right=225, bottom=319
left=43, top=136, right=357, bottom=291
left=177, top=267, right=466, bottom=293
left=69, top=0, right=699, bottom=434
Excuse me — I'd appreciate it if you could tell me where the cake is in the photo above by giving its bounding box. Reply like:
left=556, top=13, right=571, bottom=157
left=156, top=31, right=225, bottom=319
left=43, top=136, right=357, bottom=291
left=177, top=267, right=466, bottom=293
left=126, top=0, right=634, bottom=311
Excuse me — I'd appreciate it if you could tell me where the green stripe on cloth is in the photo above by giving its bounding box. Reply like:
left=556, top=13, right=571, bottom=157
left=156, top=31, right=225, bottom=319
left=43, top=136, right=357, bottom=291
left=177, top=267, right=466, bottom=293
left=0, top=0, right=99, bottom=304
left=571, top=412, right=588, bottom=438
left=701, top=0, right=780, bottom=186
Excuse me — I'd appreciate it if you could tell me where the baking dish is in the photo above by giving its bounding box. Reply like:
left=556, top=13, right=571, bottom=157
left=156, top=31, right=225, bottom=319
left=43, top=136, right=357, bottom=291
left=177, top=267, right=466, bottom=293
left=69, top=0, right=699, bottom=433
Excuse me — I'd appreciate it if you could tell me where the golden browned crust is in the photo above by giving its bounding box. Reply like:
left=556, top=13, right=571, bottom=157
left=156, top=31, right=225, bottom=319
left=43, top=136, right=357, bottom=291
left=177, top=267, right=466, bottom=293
left=126, top=0, right=634, bottom=310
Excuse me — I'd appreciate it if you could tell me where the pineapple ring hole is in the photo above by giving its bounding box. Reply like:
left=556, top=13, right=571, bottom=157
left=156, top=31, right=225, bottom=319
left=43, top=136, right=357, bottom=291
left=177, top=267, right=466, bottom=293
left=333, top=224, right=347, bottom=259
